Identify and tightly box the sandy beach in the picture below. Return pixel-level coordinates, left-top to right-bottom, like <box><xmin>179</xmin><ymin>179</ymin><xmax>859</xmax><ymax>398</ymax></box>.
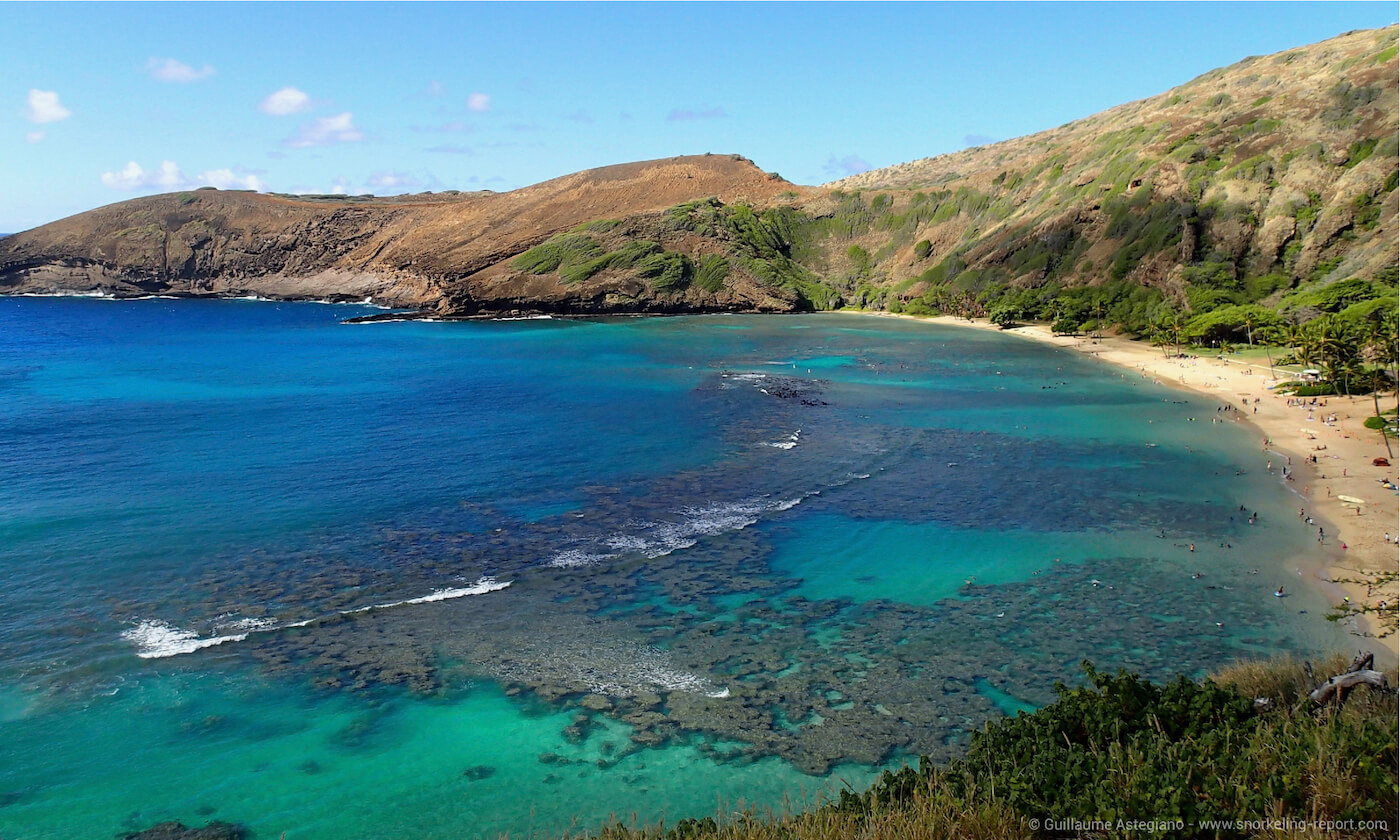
<box><xmin>841</xmin><ymin>310</ymin><xmax>1399</xmax><ymax>665</ymax></box>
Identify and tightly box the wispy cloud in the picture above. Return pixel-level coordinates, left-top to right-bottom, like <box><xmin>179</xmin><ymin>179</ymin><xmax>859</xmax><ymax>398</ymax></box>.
<box><xmin>26</xmin><ymin>89</ymin><xmax>71</xmax><ymax>124</ymax></box>
<box><xmin>963</xmin><ymin>133</ymin><xmax>998</xmax><ymax>148</ymax></box>
<box><xmin>283</xmin><ymin>112</ymin><xmax>363</xmax><ymax>148</ymax></box>
<box><xmin>367</xmin><ymin>170</ymin><xmax>419</xmax><ymax>190</ymax></box>
<box><xmin>466</xmin><ymin>92</ymin><xmax>491</xmax><ymax>112</ymax></box>
<box><xmin>666</xmin><ymin>107</ymin><xmax>726</xmax><ymax>122</ymax></box>
<box><xmin>823</xmin><ymin>155</ymin><xmax>872</xmax><ymax>178</ymax></box>
<box><xmin>566</xmin><ymin>110</ymin><xmax>593</xmax><ymax>124</ymax></box>
<box><xmin>410</xmin><ymin>121</ymin><xmax>474</xmax><ymax>134</ymax></box>
<box><xmin>259</xmin><ymin>87</ymin><xmax>312</xmax><ymax>116</ymax></box>
<box><xmin>25</xmin><ymin>131</ymin><xmax>45</xmax><ymax>144</ymax></box>
<box><xmin>100</xmin><ymin>160</ymin><xmax>263</xmax><ymax>191</ymax></box>
<box><xmin>147</xmin><ymin>58</ymin><xmax>215</xmax><ymax>83</ymax></box>
<box><xmin>425</xmin><ymin>144</ymin><xmax>476</xmax><ymax>155</ymax></box>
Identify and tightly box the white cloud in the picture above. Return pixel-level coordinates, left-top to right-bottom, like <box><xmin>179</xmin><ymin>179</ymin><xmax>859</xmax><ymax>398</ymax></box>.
<box><xmin>148</xmin><ymin>58</ymin><xmax>215</xmax><ymax>83</ymax></box>
<box><xmin>283</xmin><ymin>112</ymin><xmax>363</xmax><ymax>148</ymax></box>
<box><xmin>100</xmin><ymin>160</ymin><xmax>263</xmax><ymax>192</ymax></box>
<box><xmin>330</xmin><ymin>177</ymin><xmax>348</xmax><ymax>195</ymax></box>
<box><xmin>367</xmin><ymin>170</ymin><xmax>419</xmax><ymax>190</ymax></box>
<box><xmin>197</xmin><ymin>168</ymin><xmax>265</xmax><ymax>191</ymax></box>
<box><xmin>27</xmin><ymin>89</ymin><xmax>72</xmax><ymax>124</ymax></box>
<box><xmin>466</xmin><ymin>92</ymin><xmax>490</xmax><ymax>112</ymax></box>
<box><xmin>259</xmin><ymin>86</ymin><xmax>311</xmax><ymax>115</ymax></box>
<box><xmin>25</xmin><ymin>131</ymin><xmax>45</xmax><ymax>144</ymax></box>
<box><xmin>101</xmin><ymin>160</ymin><xmax>183</xmax><ymax>190</ymax></box>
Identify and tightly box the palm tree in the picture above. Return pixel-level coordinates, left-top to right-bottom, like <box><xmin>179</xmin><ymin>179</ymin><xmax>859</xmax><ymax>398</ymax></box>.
<box><xmin>1256</xmin><ymin>324</ymin><xmax>1280</xmax><ymax>380</ymax></box>
<box><xmin>1276</xmin><ymin>321</ymin><xmax>1306</xmax><ymax>365</ymax></box>
<box><xmin>1362</xmin><ymin>310</ymin><xmax>1399</xmax><ymax>411</ymax></box>
<box><xmin>1148</xmin><ymin>324</ymin><xmax>1172</xmax><ymax>359</ymax></box>
<box><xmin>1314</xmin><ymin>317</ymin><xmax>1359</xmax><ymax>395</ymax></box>
<box><xmin>1295</xmin><ymin>322</ymin><xmax>1323</xmax><ymax>370</ymax></box>
<box><xmin>1161</xmin><ymin>309</ymin><xmax>1187</xmax><ymax>357</ymax></box>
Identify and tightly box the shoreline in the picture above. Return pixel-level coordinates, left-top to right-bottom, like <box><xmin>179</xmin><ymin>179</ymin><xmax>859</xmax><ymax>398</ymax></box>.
<box><xmin>838</xmin><ymin>309</ymin><xmax>1399</xmax><ymax>666</ymax></box>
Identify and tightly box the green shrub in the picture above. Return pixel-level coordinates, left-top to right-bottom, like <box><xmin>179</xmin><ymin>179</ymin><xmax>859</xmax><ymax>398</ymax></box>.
<box><xmin>1344</xmin><ymin>137</ymin><xmax>1380</xmax><ymax>168</ymax></box>
<box><xmin>635</xmin><ymin>252</ymin><xmax>692</xmax><ymax>293</ymax></box>
<box><xmin>913</xmin><ymin>239</ymin><xmax>933</xmax><ymax>260</ymax></box>
<box><xmin>1281</xmin><ymin>277</ymin><xmax>1381</xmax><ymax>314</ymax></box>
<box><xmin>835</xmin><ymin>660</ymin><xmax>1397</xmax><ymax>833</ymax></box>
<box><xmin>693</xmin><ymin>254</ymin><xmax>730</xmax><ymax>293</ymax></box>
<box><xmin>513</xmin><ymin>233</ymin><xmax>603</xmax><ymax>275</ymax></box>
<box><xmin>1291</xmin><ymin>383</ymin><xmax>1338</xmax><ymax>396</ymax></box>
<box><xmin>1184</xmin><ymin>304</ymin><xmax>1281</xmax><ymax>344</ymax></box>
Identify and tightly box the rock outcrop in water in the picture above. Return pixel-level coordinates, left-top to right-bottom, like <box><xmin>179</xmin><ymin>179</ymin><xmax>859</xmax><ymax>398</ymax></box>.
<box><xmin>123</xmin><ymin>821</ymin><xmax>248</xmax><ymax>840</ymax></box>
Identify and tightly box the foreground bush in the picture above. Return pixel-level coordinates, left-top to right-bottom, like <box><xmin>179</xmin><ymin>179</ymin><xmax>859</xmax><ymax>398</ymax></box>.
<box><xmin>574</xmin><ymin>656</ymin><xmax>1397</xmax><ymax>840</ymax></box>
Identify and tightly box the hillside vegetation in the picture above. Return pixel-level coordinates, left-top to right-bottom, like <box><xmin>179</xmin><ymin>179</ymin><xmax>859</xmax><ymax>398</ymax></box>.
<box><xmin>808</xmin><ymin>27</ymin><xmax>1397</xmax><ymax>343</ymax></box>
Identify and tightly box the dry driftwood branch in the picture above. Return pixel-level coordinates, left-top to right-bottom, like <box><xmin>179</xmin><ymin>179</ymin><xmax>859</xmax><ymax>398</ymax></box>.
<box><xmin>1308</xmin><ymin>651</ymin><xmax>1391</xmax><ymax>706</ymax></box>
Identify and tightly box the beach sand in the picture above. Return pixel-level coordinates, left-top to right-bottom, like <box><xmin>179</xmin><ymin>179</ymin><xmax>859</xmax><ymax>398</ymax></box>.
<box><xmin>840</xmin><ymin>310</ymin><xmax>1400</xmax><ymax>666</ymax></box>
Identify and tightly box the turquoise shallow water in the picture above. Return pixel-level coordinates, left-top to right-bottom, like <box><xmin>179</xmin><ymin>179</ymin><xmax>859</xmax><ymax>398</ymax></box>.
<box><xmin>0</xmin><ymin>300</ymin><xmax>1352</xmax><ymax>839</ymax></box>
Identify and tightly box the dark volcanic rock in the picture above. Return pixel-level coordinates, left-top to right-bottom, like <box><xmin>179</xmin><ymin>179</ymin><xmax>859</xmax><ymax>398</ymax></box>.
<box><xmin>123</xmin><ymin>821</ymin><xmax>248</xmax><ymax>840</ymax></box>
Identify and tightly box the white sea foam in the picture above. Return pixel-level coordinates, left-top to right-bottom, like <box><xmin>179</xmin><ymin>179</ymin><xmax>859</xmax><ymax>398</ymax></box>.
<box><xmin>123</xmin><ymin>577</ymin><xmax>511</xmax><ymax>659</ymax></box>
<box><xmin>19</xmin><ymin>290</ymin><xmax>115</xmax><ymax>299</ymax></box>
<box><xmin>122</xmin><ymin>620</ymin><xmax>249</xmax><ymax>659</ymax></box>
<box><xmin>546</xmin><ymin>496</ymin><xmax>805</xmax><ymax>571</ymax></box>
<box><xmin>762</xmin><ymin>429</ymin><xmax>801</xmax><ymax>449</ymax></box>
<box><xmin>719</xmin><ymin>371</ymin><xmax>768</xmax><ymax>390</ymax></box>
<box><xmin>546</xmin><ymin>548</ymin><xmax>618</xmax><ymax>568</ymax></box>
<box><xmin>604</xmin><ymin>534</ymin><xmax>652</xmax><ymax>553</ymax></box>
<box><xmin>386</xmin><ymin>577</ymin><xmax>512</xmax><ymax>606</ymax></box>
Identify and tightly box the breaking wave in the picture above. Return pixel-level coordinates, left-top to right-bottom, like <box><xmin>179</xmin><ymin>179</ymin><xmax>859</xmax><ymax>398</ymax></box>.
<box><xmin>545</xmin><ymin>497</ymin><xmax>804</xmax><ymax>569</ymax></box>
<box><xmin>123</xmin><ymin>576</ymin><xmax>511</xmax><ymax>659</ymax></box>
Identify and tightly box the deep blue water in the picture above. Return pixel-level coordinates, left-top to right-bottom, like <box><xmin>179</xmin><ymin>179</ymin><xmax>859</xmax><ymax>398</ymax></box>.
<box><xmin>0</xmin><ymin>299</ymin><xmax>1351</xmax><ymax>839</ymax></box>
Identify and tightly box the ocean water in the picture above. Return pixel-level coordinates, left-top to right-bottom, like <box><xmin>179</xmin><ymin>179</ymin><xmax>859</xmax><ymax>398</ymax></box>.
<box><xmin>0</xmin><ymin>299</ymin><xmax>1353</xmax><ymax>839</ymax></box>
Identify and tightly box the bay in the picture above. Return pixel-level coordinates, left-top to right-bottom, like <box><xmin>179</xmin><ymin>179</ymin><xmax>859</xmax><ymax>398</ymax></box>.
<box><xmin>0</xmin><ymin>299</ymin><xmax>1349</xmax><ymax>839</ymax></box>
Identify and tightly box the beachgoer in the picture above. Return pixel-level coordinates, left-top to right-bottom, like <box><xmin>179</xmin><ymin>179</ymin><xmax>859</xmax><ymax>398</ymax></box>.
<box><xmin>1275</xmin><ymin>586</ymin><xmax>1284</xmax><ymax>597</ymax></box>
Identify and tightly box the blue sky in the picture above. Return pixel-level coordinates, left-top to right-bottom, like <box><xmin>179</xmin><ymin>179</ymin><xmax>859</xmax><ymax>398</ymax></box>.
<box><xmin>3</xmin><ymin>2</ymin><xmax>1395</xmax><ymax>232</ymax></box>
